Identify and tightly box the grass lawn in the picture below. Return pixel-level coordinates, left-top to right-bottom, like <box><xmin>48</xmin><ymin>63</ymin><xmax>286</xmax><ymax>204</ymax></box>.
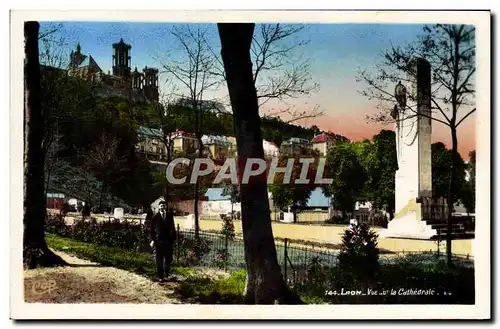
<box><xmin>46</xmin><ymin>234</ymin><xmax>196</xmax><ymax>279</ymax></box>
<box><xmin>45</xmin><ymin>234</ymin><xmax>474</xmax><ymax>305</ymax></box>
<box><xmin>45</xmin><ymin>234</ymin><xmax>245</xmax><ymax>303</ymax></box>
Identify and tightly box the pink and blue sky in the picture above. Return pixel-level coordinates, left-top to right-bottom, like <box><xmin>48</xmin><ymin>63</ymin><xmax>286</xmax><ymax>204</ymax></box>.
<box><xmin>40</xmin><ymin>21</ymin><xmax>476</xmax><ymax>159</ymax></box>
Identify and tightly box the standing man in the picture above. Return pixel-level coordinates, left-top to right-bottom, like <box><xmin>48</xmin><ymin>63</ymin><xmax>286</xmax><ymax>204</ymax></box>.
<box><xmin>150</xmin><ymin>200</ymin><xmax>176</xmax><ymax>282</ymax></box>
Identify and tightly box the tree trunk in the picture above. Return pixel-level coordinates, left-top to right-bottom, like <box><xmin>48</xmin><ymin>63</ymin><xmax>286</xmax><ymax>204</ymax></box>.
<box><xmin>23</xmin><ymin>21</ymin><xmax>66</xmax><ymax>269</ymax></box>
<box><xmin>231</xmin><ymin>196</ymin><xmax>234</xmax><ymax>221</ymax></box>
<box><xmin>193</xmin><ymin>181</ymin><xmax>200</xmax><ymax>236</ymax></box>
<box><xmin>99</xmin><ymin>181</ymin><xmax>106</xmax><ymax>211</ymax></box>
<box><xmin>193</xmin><ymin>139</ymin><xmax>204</xmax><ymax>239</ymax></box>
<box><xmin>44</xmin><ymin>161</ymin><xmax>52</xmax><ymax>198</ymax></box>
<box><xmin>218</xmin><ymin>23</ymin><xmax>302</xmax><ymax>304</ymax></box>
<box><xmin>446</xmin><ymin>128</ymin><xmax>458</xmax><ymax>267</ymax></box>
<box><xmin>164</xmin><ymin>136</ymin><xmax>172</xmax><ymax>212</ymax></box>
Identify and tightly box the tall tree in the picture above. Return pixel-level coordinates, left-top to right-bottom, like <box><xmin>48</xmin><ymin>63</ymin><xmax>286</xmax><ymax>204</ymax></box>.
<box><xmin>82</xmin><ymin>132</ymin><xmax>127</xmax><ymax>210</ymax></box>
<box><xmin>140</xmin><ymin>98</ymin><xmax>191</xmax><ymax>209</ymax></box>
<box><xmin>369</xmin><ymin>130</ymin><xmax>398</xmax><ymax>218</ymax></box>
<box><xmin>221</xmin><ymin>179</ymin><xmax>241</xmax><ymax>221</ymax></box>
<box><xmin>324</xmin><ymin>141</ymin><xmax>367</xmax><ymax>220</ymax></box>
<box><xmin>23</xmin><ymin>21</ymin><xmax>66</xmax><ymax>268</ymax></box>
<box><xmin>461</xmin><ymin>150</ymin><xmax>475</xmax><ymax>214</ymax></box>
<box><xmin>358</xmin><ymin>24</ymin><xmax>476</xmax><ymax>266</ymax></box>
<box><xmin>158</xmin><ymin>25</ymin><xmax>222</xmax><ymax>238</ymax></box>
<box><xmin>431</xmin><ymin>142</ymin><xmax>467</xmax><ymax>203</ymax></box>
<box><xmin>269</xmin><ymin>151</ymin><xmax>319</xmax><ymax>222</ymax></box>
<box><xmin>218</xmin><ymin>23</ymin><xmax>302</xmax><ymax>304</ymax></box>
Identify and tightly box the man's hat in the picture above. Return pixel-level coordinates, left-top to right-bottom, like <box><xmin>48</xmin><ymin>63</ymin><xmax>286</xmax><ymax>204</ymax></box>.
<box><xmin>158</xmin><ymin>200</ymin><xmax>167</xmax><ymax>206</ymax></box>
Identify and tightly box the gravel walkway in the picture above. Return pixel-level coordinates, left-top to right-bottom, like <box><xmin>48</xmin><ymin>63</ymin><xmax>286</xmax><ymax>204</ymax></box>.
<box><xmin>24</xmin><ymin>250</ymin><xmax>183</xmax><ymax>304</ymax></box>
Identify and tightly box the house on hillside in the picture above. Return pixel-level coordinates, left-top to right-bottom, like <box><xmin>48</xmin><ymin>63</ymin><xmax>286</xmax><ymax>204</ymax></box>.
<box><xmin>202</xmin><ymin>135</ymin><xmax>235</xmax><ymax>160</ymax></box>
<box><xmin>263</xmin><ymin>140</ymin><xmax>280</xmax><ymax>158</ymax></box>
<box><xmin>280</xmin><ymin>137</ymin><xmax>312</xmax><ymax>155</ymax></box>
<box><xmin>172</xmin><ymin>130</ymin><xmax>198</xmax><ymax>155</ymax></box>
<box><xmin>225</xmin><ymin>137</ymin><xmax>279</xmax><ymax>158</ymax></box>
<box><xmin>311</xmin><ymin>132</ymin><xmax>350</xmax><ymax>156</ymax></box>
<box><xmin>136</xmin><ymin>126</ymin><xmax>168</xmax><ymax>163</ymax></box>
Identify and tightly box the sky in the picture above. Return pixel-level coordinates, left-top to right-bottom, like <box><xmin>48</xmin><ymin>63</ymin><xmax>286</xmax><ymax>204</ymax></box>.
<box><xmin>40</xmin><ymin>21</ymin><xmax>476</xmax><ymax>159</ymax></box>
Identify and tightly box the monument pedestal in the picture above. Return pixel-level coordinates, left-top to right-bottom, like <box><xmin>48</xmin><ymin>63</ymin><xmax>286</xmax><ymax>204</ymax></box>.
<box><xmin>381</xmin><ymin>199</ymin><xmax>436</xmax><ymax>239</ymax></box>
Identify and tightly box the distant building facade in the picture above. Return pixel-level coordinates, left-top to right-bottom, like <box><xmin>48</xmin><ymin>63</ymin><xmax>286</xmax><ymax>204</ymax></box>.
<box><xmin>280</xmin><ymin>137</ymin><xmax>313</xmax><ymax>155</ymax></box>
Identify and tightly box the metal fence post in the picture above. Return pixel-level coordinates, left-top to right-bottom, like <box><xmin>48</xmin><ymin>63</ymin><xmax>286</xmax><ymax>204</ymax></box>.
<box><xmin>176</xmin><ymin>224</ymin><xmax>180</xmax><ymax>263</ymax></box>
<box><xmin>225</xmin><ymin>234</ymin><xmax>229</xmax><ymax>272</ymax></box>
<box><xmin>437</xmin><ymin>230</ymin><xmax>441</xmax><ymax>256</ymax></box>
<box><xmin>284</xmin><ymin>238</ymin><xmax>288</xmax><ymax>284</ymax></box>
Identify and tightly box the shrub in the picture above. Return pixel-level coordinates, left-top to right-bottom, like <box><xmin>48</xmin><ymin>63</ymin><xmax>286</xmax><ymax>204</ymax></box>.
<box><xmin>175</xmin><ymin>232</ymin><xmax>212</xmax><ymax>265</ymax></box>
<box><xmin>46</xmin><ymin>215</ymin><xmax>148</xmax><ymax>250</ymax></box>
<box><xmin>45</xmin><ymin>213</ymin><xmax>70</xmax><ymax>237</ymax></box>
<box><xmin>337</xmin><ymin>221</ymin><xmax>379</xmax><ymax>280</ymax></box>
<box><xmin>220</xmin><ymin>215</ymin><xmax>235</xmax><ymax>241</ymax></box>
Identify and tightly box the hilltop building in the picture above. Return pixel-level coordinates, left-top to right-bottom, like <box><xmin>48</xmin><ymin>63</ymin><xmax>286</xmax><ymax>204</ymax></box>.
<box><xmin>67</xmin><ymin>39</ymin><xmax>159</xmax><ymax>103</ymax></box>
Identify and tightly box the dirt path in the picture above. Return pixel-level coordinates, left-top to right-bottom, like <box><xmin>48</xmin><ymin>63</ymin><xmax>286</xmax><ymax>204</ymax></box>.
<box><xmin>24</xmin><ymin>250</ymin><xmax>183</xmax><ymax>304</ymax></box>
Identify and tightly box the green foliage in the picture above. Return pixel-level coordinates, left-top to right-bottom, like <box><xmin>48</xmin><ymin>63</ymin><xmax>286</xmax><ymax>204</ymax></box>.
<box><xmin>293</xmin><ymin>252</ymin><xmax>474</xmax><ymax>304</ymax></box>
<box><xmin>41</xmin><ymin>66</ymin><xmax>161</xmax><ymax>208</ymax></box>
<box><xmin>431</xmin><ymin>142</ymin><xmax>467</xmax><ymax>203</ymax></box>
<box><xmin>461</xmin><ymin>150</ymin><xmax>475</xmax><ymax>214</ymax></box>
<box><xmin>324</xmin><ymin>141</ymin><xmax>367</xmax><ymax>217</ymax></box>
<box><xmin>45</xmin><ymin>234</ymin><xmax>192</xmax><ymax>279</ymax></box>
<box><xmin>337</xmin><ymin>221</ymin><xmax>380</xmax><ymax>280</ymax></box>
<box><xmin>47</xmin><ymin>228</ymin><xmax>474</xmax><ymax>304</ymax></box>
<box><xmin>45</xmin><ymin>214</ymin><xmax>212</xmax><ymax>263</ymax></box>
<box><xmin>220</xmin><ymin>216</ymin><xmax>236</xmax><ymax>241</ymax></box>
<box><xmin>174</xmin><ymin>269</ymin><xmax>246</xmax><ymax>304</ymax></box>
<box><xmin>175</xmin><ymin>233</ymin><xmax>213</xmax><ymax>265</ymax></box>
<box><xmin>269</xmin><ymin>152</ymin><xmax>320</xmax><ymax>221</ymax></box>
<box><xmin>367</xmin><ymin>130</ymin><xmax>398</xmax><ymax>215</ymax></box>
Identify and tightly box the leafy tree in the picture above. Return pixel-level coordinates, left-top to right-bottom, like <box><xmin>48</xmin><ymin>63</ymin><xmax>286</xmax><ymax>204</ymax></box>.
<box><xmin>368</xmin><ymin>130</ymin><xmax>398</xmax><ymax>218</ymax></box>
<box><xmin>269</xmin><ymin>151</ymin><xmax>319</xmax><ymax>222</ymax></box>
<box><xmin>221</xmin><ymin>179</ymin><xmax>241</xmax><ymax>220</ymax></box>
<box><xmin>324</xmin><ymin>142</ymin><xmax>367</xmax><ymax>220</ymax></box>
<box><xmin>431</xmin><ymin>142</ymin><xmax>467</xmax><ymax>203</ymax></box>
<box><xmin>461</xmin><ymin>150</ymin><xmax>475</xmax><ymax>214</ymax></box>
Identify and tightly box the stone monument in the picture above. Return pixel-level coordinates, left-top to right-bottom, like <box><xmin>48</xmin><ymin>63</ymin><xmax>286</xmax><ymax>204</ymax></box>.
<box><xmin>382</xmin><ymin>58</ymin><xmax>438</xmax><ymax>239</ymax></box>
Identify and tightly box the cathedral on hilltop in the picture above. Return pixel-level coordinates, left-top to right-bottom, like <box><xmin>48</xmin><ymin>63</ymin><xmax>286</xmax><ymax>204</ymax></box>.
<box><xmin>67</xmin><ymin>38</ymin><xmax>159</xmax><ymax>103</ymax></box>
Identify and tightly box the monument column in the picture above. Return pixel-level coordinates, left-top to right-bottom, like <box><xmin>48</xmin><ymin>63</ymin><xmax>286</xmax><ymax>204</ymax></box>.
<box><xmin>382</xmin><ymin>57</ymin><xmax>437</xmax><ymax>240</ymax></box>
<box><xmin>415</xmin><ymin>58</ymin><xmax>432</xmax><ymax>198</ymax></box>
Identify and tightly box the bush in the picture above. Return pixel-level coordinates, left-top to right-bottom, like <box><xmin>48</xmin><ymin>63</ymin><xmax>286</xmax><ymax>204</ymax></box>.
<box><xmin>220</xmin><ymin>215</ymin><xmax>235</xmax><ymax>241</ymax></box>
<box><xmin>175</xmin><ymin>232</ymin><xmax>213</xmax><ymax>265</ymax></box>
<box><xmin>46</xmin><ymin>214</ymin><xmax>148</xmax><ymax>250</ymax></box>
<box><xmin>60</xmin><ymin>202</ymin><xmax>72</xmax><ymax>215</ymax></box>
<box><xmin>45</xmin><ymin>213</ymin><xmax>70</xmax><ymax>237</ymax></box>
<box><xmin>337</xmin><ymin>221</ymin><xmax>379</xmax><ymax>280</ymax></box>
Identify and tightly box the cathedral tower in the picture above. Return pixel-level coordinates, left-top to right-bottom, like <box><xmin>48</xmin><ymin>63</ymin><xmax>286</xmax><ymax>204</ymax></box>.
<box><xmin>143</xmin><ymin>66</ymin><xmax>159</xmax><ymax>102</ymax></box>
<box><xmin>112</xmin><ymin>38</ymin><xmax>132</xmax><ymax>77</ymax></box>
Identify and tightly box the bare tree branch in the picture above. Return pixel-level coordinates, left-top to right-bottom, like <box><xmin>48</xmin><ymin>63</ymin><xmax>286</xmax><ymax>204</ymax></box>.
<box><xmin>456</xmin><ymin>108</ymin><xmax>476</xmax><ymax>127</ymax></box>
